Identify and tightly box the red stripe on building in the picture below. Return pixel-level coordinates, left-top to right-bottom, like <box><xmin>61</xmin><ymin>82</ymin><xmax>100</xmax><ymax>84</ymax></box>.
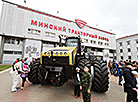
<box><xmin>116</xmin><ymin>33</ymin><xmax>138</xmax><ymax>40</ymax></box>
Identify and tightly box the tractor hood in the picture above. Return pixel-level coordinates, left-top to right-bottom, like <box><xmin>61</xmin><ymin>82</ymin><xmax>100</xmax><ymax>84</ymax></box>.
<box><xmin>41</xmin><ymin>47</ymin><xmax>77</xmax><ymax>56</ymax></box>
<box><xmin>40</xmin><ymin>47</ymin><xmax>77</xmax><ymax>66</ymax></box>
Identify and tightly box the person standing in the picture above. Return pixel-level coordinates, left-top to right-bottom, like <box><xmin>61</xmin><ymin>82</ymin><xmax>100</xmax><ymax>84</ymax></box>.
<box><xmin>80</xmin><ymin>66</ymin><xmax>92</xmax><ymax>102</ymax></box>
<box><xmin>112</xmin><ymin>60</ymin><xmax>118</xmax><ymax>76</ymax></box>
<box><xmin>74</xmin><ymin>67</ymin><xmax>81</xmax><ymax>99</ymax></box>
<box><xmin>131</xmin><ymin>71</ymin><xmax>138</xmax><ymax>100</ymax></box>
<box><xmin>10</xmin><ymin>58</ymin><xmax>20</xmax><ymax>92</ymax></box>
<box><xmin>20</xmin><ymin>63</ymin><xmax>30</xmax><ymax>90</ymax></box>
<box><xmin>108</xmin><ymin>60</ymin><xmax>113</xmax><ymax>75</ymax></box>
<box><xmin>123</xmin><ymin>62</ymin><xmax>137</xmax><ymax>102</ymax></box>
<box><xmin>118</xmin><ymin>60</ymin><xmax>125</xmax><ymax>86</ymax></box>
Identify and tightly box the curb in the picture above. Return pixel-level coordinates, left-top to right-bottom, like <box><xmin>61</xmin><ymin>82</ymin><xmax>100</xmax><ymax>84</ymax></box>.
<box><xmin>0</xmin><ymin>67</ymin><xmax>12</xmax><ymax>74</ymax></box>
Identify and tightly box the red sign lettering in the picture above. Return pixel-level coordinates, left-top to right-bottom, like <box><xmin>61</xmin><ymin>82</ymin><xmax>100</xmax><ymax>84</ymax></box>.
<box><xmin>39</xmin><ymin>22</ymin><xmax>43</xmax><ymax>27</ymax></box>
<box><xmin>49</xmin><ymin>24</ymin><xmax>53</xmax><ymax>29</ymax></box>
<box><xmin>58</xmin><ymin>26</ymin><xmax>62</xmax><ymax>31</ymax></box>
<box><xmin>54</xmin><ymin>25</ymin><xmax>57</xmax><ymax>30</ymax></box>
<box><xmin>44</xmin><ymin>23</ymin><xmax>48</xmax><ymax>28</ymax></box>
<box><xmin>63</xmin><ymin>26</ymin><xmax>66</xmax><ymax>32</ymax></box>
<box><xmin>31</xmin><ymin>20</ymin><xmax>37</xmax><ymax>26</ymax></box>
<box><xmin>30</xmin><ymin>19</ymin><xmax>109</xmax><ymax>42</ymax></box>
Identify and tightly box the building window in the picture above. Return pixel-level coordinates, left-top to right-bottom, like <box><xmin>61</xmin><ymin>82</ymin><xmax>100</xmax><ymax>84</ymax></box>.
<box><xmin>45</xmin><ymin>31</ymin><xmax>56</xmax><ymax>37</ymax></box>
<box><xmin>98</xmin><ymin>41</ymin><xmax>103</xmax><ymax>45</ymax></box>
<box><xmin>128</xmin><ymin>56</ymin><xmax>131</xmax><ymax>59</ymax></box>
<box><xmin>4</xmin><ymin>37</ymin><xmax>11</xmax><ymax>44</ymax></box>
<box><xmin>43</xmin><ymin>42</ymin><xmax>55</xmax><ymax>47</ymax></box>
<box><xmin>105</xmin><ymin>43</ymin><xmax>109</xmax><ymax>46</ymax></box>
<box><xmin>120</xmin><ymin>49</ymin><xmax>123</xmax><ymax>53</ymax></box>
<box><xmin>136</xmin><ymin>40</ymin><xmax>138</xmax><ymax>44</ymax></box>
<box><xmin>119</xmin><ymin>42</ymin><xmax>122</xmax><ymax>46</ymax></box>
<box><xmin>96</xmin><ymin>48</ymin><xmax>103</xmax><ymax>52</ymax></box>
<box><xmin>109</xmin><ymin>50</ymin><xmax>115</xmax><ymax>53</ymax></box>
<box><xmin>11</xmin><ymin>38</ymin><xmax>15</xmax><ymax>44</ymax></box>
<box><xmin>128</xmin><ymin>48</ymin><xmax>131</xmax><ymax>52</ymax></box>
<box><xmin>4</xmin><ymin>51</ymin><xmax>13</xmax><ymax>54</ymax></box>
<box><xmin>85</xmin><ymin>39</ymin><xmax>88</xmax><ymax>43</ymax></box>
<box><xmin>84</xmin><ymin>39</ymin><xmax>88</xmax><ymax>43</ymax></box>
<box><xmin>91</xmin><ymin>40</ymin><xmax>96</xmax><ymax>44</ymax></box>
<box><xmin>127</xmin><ymin>41</ymin><xmax>130</xmax><ymax>45</ymax></box>
<box><xmin>121</xmin><ymin>56</ymin><xmax>123</xmax><ymax>59</ymax></box>
<box><xmin>4</xmin><ymin>51</ymin><xmax>22</xmax><ymax>55</ymax></box>
<box><xmin>14</xmin><ymin>51</ymin><xmax>22</xmax><ymax>55</ymax></box>
<box><xmin>28</xmin><ymin>28</ymin><xmax>41</xmax><ymax>34</ymax></box>
<box><xmin>137</xmin><ymin>47</ymin><xmax>138</xmax><ymax>51</ymax></box>
<box><xmin>4</xmin><ymin>37</ymin><xmax>23</xmax><ymax>45</ymax></box>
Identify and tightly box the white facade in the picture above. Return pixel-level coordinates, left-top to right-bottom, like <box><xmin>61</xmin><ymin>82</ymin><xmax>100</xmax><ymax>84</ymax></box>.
<box><xmin>116</xmin><ymin>34</ymin><xmax>138</xmax><ymax>61</ymax></box>
<box><xmin>0</xmin><ymin>1</ymin><xmax>116</xmax><ymax>64</ymax></box>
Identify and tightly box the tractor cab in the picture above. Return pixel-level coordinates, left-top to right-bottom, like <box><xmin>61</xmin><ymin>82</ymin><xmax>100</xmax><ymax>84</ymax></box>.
<box><xmin>65</xmin><ymin>36</ymin><xmax>82</xmax><ymax>56</ymax></box>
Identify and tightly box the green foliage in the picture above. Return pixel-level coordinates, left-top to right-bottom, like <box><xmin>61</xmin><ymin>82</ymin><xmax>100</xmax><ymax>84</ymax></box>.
<box><xmin>0</xmin><ymin>65</ymin><xmax>12</xmax><ymax>72</ymax></box>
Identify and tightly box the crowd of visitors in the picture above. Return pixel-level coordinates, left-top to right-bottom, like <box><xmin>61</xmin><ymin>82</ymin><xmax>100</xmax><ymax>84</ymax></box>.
<box><xmin>108</xmin><ymin>59</ymin><xmax>138</xmax><ymax>102</ymax></box>
<box><xmin>10</xmin><ymin>56</ymin><xmax>138</xmax><ymax>102</ymax></box>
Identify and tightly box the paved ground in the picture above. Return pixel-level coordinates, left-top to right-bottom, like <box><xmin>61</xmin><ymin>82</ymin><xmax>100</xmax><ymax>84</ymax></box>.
<box><xmin>0</xmin><ymin>70</ymin><xmax>126</xmax><ymax>102</ymax></box>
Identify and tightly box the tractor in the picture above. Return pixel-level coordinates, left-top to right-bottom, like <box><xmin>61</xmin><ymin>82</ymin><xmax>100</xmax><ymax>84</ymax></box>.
<box><xmin>28</xmin><ymin>35</ymin><xmax>109</xmax><ymax>92</ymax></box>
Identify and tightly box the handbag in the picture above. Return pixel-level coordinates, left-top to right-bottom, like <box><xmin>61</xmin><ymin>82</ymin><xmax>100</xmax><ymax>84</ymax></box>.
<box><xmin>21</xmin><ymin>73</ymin><xmax>26</xmax><ymax>78</ymax></box>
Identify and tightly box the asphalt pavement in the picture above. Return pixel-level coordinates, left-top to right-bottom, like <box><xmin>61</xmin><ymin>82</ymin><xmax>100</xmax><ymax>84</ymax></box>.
<box><xmin>0</xmin><ymin>69</ymin><xmax>126</xmax><ymax>102</ymax></box>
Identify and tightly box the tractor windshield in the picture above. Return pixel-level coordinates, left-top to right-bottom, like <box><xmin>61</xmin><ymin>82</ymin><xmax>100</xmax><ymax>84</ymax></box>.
<box><xmin>66</xmin><ymin>38</ymin><xmax>78</xmax><ymax>47</ymax></box>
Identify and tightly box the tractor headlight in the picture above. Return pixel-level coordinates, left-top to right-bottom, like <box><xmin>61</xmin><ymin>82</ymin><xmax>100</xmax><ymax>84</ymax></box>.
<box><xmin>60</xmin><ymin>52</ymin><xmax>63</xmax><ymax>55</ymax></box>
<box><xmin>44</xmin><ymin>52</ymin><xmax>47</xmax><ymax>55</ymax></box>
<box><xmin>64</xmin><ymin>52</ymin><xmax>67</xmax><ymax>55</ymax></box>
<box><xmin>56</xmin><ymin>52</ymin><xmax>58</xmax><ymax>55</ymax></box>
<box><xmin>48</xmin><ymin>52</ymin><xmax>50</xmax><ymax>55</ymax></box>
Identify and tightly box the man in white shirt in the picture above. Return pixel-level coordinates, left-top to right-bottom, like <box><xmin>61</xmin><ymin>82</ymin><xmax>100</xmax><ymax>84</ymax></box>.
<box><xmin>10</xmin><ymin>59</ymin><xmax>20</xmax><ymax>92</ymax></box>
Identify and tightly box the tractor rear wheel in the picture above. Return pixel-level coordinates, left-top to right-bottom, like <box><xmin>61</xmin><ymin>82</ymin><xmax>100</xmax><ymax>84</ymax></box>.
<box><xmin>93</xmin><ymin>60</ymin><xmax>109</xmax><ymax>92</ymax></box>
<box><xmin>28</xmin><ymin>59</ymin><xmax>40</xmax><ymax>84</ymax></box>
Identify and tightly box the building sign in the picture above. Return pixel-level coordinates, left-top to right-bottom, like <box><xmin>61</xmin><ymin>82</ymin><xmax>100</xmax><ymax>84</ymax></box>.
<box><xmin>31</xmin><ymin>20</ymin><xmax>109</xmax><ymax>42</ymax></box>
<box><xmin>75</xmin><ymin>19</ymin><xmax>87</xmax><ymax>28</ymax></box>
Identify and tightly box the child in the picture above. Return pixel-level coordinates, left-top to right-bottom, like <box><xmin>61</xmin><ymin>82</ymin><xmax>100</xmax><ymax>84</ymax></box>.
<box><xmin>74</xmin><ymin>67</ymin><xmax>81</xmax><ymax>99</ymax></box>
<box><xmin>80</xmin><ymin>66</ymin><xmax>92</xmax><ymax>102</ymax></box>
<box><xmin>20</xmin><ymin>63</ymin><xmax>30</xmax><ymax>90</ymax></box>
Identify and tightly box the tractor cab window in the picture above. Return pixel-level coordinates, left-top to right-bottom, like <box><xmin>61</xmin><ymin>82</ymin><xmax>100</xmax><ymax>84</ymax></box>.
<box><xmin>66</xmin><ymin>39</ymin><xmax>78</xmax><ymax>47</ymax></box>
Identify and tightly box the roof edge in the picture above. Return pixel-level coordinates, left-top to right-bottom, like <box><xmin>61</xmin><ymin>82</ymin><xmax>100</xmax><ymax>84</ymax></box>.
<box><xmin>116</xmin><ymin>33</ymin><xmax>138</xmax><ymax>40</ymax></box>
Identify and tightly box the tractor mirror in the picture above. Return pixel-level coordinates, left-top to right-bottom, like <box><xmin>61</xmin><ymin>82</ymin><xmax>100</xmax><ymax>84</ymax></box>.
<box><xmin>81</xmin><ymin>38</ymin><xmax>84</xmax><ymax>43</ymax></box>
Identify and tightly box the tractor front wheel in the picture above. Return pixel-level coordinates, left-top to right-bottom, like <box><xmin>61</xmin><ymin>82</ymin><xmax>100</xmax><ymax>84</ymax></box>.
<box><xmin>28</xmin><ymin>59</ymin><xmax>40</xmax><ymax>84</ymax></box>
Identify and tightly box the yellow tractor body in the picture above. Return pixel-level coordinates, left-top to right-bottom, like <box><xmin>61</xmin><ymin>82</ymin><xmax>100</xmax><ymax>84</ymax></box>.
<box><xmin>40</xmin><ymin>47</ymin><xmax>77</xmax><ymax>66</ymax></box>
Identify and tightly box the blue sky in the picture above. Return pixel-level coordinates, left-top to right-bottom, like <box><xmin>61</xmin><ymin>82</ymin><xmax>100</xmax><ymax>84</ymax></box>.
<box><xmin>1</xmin><ymin>0</ymin><xmax>138</xmax><ymax>38</ymax></box>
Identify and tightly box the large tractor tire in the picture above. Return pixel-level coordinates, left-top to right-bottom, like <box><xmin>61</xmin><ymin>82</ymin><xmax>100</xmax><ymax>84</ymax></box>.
<box><xmin>59</xmin><ymin>68</ymin><xmax>67</xmax><ymax>86</ymax></box>
<box><xmin>38</xmin><ymin>65</ymin><xmax>49</xmax><ymax>85</ymax></box>
<box><xmin>93</xmin><ymin>60</ymin><xmax>109</xmax><ymax>92</ymax></box>
<box><xmin>78</xmin><ymin>58</ymin><xmax>91</xmax><ymax>75</ymax></box>
<box><xmin>28</xmin><ymin>59</ymin><xmax>40</xmax><ymax>84</ymax></box>
<box><xmin>38</xmin><ymin>65</ymin><xmax>45</xmax><ymax>84</ymax></box>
